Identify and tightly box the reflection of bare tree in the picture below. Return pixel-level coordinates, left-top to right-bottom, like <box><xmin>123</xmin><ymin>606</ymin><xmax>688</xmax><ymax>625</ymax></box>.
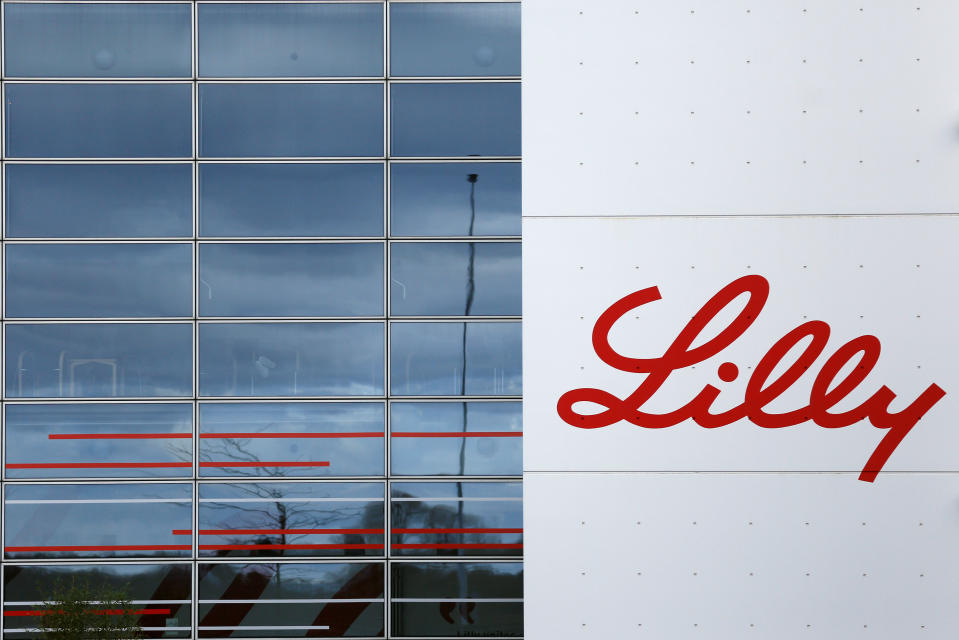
<box><xmin>390</xmin><ymin>491</ymin><xmax>492</xmax><ymax>550</ymax></box>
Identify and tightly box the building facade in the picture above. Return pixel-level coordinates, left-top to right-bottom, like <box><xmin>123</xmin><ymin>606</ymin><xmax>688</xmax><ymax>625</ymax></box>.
<box><xmin>1</xmin><ymin>2</ymin><xmax>522</xmax><ymax>638</ymax></box>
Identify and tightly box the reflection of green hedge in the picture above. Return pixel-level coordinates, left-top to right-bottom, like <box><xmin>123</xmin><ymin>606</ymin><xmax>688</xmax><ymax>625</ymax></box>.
<box><xmin>35</xmin><ymin>578</ymin><xmax>141</xmax><ymax>640</ymax></box>
<box><xmin>6</xmin><ymin>565</ymin><xmax>190</xmax><ymax>600</ymax></box>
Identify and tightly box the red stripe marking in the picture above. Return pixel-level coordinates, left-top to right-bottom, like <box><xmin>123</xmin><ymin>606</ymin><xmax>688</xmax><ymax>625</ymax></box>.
<box><xmin>199</xmin><ymin>461</ymin><xmax>329</xmax><ymax>468</ymax></box>
<box><xmin>392</xmin><ymin>431</ymin><xmax>522</xmax><ymax>438</ymax></box>
<box><xmin>391</xmin><ymin>543</ymin><xmax>523</xmax><ymax>550</ymax></box>
<box><xmin>392</xmin><ymin>528</ymin><xmax>522</xmax><ymax>534</ymax></box>
<box><xmin>199</xmin><ymin>544</ymin><xmax>380</xmax><ymax>551</ymax></box>
<box><xmin>5</xmin><ymin>608</ymin><xmax>171</xmax><ymax>617</ymax></box>
<box><xmin>174</xmin><ymin>528</ymin><xmax>383</xmax><ymax>536</ymax></box>
<box><xmin>5</xmin><ymin>545</ymin><xmax>190</xmax><ymax>552</ymax></box>
<box><xmin>49</xmin><ymin>433</ymin><xmax>191</xmax><ymax>440</ymax></box>
<box><xmin>6</xmin><ymin>462</ymin><xmax>191</xmax><ymax>469</ymax></box>
<box><xmin>200</xmin><ymin>432</ymin><xmax>383</xmax><ymax>439</ymax></box>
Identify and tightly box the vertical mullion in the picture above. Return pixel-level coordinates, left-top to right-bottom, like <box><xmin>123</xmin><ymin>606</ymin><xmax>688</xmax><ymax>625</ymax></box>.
<box><xmin>191</xmin><ymin>3</ymin><xmax>200</xmax><ymax>638</ymax></box>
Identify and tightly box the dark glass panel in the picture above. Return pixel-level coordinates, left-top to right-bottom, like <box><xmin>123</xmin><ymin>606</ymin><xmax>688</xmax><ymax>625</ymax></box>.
<box><xmin>199</xmin><ymin>84</ymin><xmax>383</xmax><ymax>157</ymax></box>
<box><xmin>199</xmin><ymin>402</ymin><xmax>384</xmax><ymax>477</ymax></box>
<box><xmin>199</xmin><ymin>243</ymin><xmax>383</xmax><ymax>317</ymax></box>
<box><xmin>4</xmin><ymin>403</ymin><xmax>193</xmax><ymax>479</ymax></box>
<box><xmin>199</xmin><ymin>164</ymin><xmax>383</xmax><ymax>237</ymax></box>
<box><xmin>6</xmin><ymin>244</ymin><xmax>192</xmax><ymax>318</ymax></box>
<box><xmin>199</xmin><ymin>323</ymin><xmax>384</xmax><ymax>397</ymax></box>
<box><xmin>391</xmin><ymin>562</ymin><xmax>522</xmax><ymax>637</ymax></box>
<box><xmin>391</xmin><ymin>83</ymin><xmax>520</xmax><ymax>157</ymax></box>
<box><xmin>6</xmin><ymin>323</ymin><xmax>193</xmax><ymax>398</ymax></box>
<box><xmin>390</xmin><ymin>242</ymin><xmax>520</xmax><ymax>316</ymax></box>
<box><xmin>390</xmin><ymin>3</ymin><xmax>520</xmax><ymax>77</ymax></box>
<box><xmin>390</xmin><ymin>322</ymin><xmax>521</xmax><ymax>396</ymax></box>
<box><xmin>390</xmin><ymin>402</ymin><xmax>521</xmax><ymax>476</ymax></box>
<box><xmin>198</xmin><ymin>563</ymin><xmax>384</xmax><ymax>637</ymax></box>
<box><xmin>197</xmin><ymin>482</ymin><xmax>384</xmax><ymax>557</ymax></box>
<box><xmin>5</xmin><ymin>164</ymin><xmax>192</xmax><ymax>238</ymax></box>
<box><xmin>4</xmin><ymin>484</ymin><xmax>192</xmax><ymax>560</ymax></box>
<box><xmin>4</xmin><ymin>3</ymin><xmax>192</xmax><ymax>78</ymax></box>
<box><xmin>5</xmin><ymin>84</ymin><xmax>192</xmax><ymax>158</ymax></box>
<box><xmin>199</xmin><ymin>3</ymin><xmax>382</xmax><ymax>77</ymax></box>
<box><xmin>390</xmin><ymin>162</ymin><xmax>520</xmax><ymax>237</ymax></box>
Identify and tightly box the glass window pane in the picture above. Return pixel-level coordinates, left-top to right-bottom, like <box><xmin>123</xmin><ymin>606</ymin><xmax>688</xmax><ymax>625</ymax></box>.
<box><xmin>199</xmin><ymin>3</ymin><xmax>383</xmax><ymax>78</ymax></box>
<box><xmin>390</xmin><ymin>162</ymin><xmax>520</xmax><ymax>237</ymax></box>
<box><xmin>4</xmin><ymin>3</ymin><xmax>192</xmax><ymax>78</ymax></box>
<box><xmin>199</xmin><ymin>402</ymin><xmax>384</xmax><ymax>477</ymax></box>
<box><xmin>6</xmin><ymin>244</ymin><xmax>193</xmax><ymax>318</ymax></box>
<box><xmin>390</xmin><ymin>242</ymin><xmax>520</xmax><ymax>316</ymax></box>
<box><xmin>199</xmin><ymin>323</ymin><xmax>384</xmax><ymax>397</ymax></box>
<box><xmin>390</xmin><ymin>402</ymin><xmax>520</xmax><ymax>476</ymax></box>
<box><xmin>6</xmin><ymin>323</ymin><xmax>193</xmax><ymax>398</ymax></box>
<box><xmin>5</xmin><ymin>83</ymin><xmax>192</xmax><ymax>159</ymax></box>
<box><xmin>198</xmin><ymin>562</ymin><xmax>384</xmax><ymax>637</ymax></box>
<box><xmin>199</xmin><ymin>243</ymin><xmax>384</xmax><ymax>317</ymax></box>
<box><xmin>390</xmin><ymin>322</ymin><xmax>521</xmax><ymax>396</ymax></box>
<box><xmin>4</xmin><ymin>483</ymin><xmax>192</xmax><ymax>560</ymax></box>
<box><xmin>4</xmin><ymin>403</ymin><xmax>193</xmax><ymax>479</ymax></box>
<box><xmin>391</xmin><ymin>562</ymin><xmax>522</xmax><ymax>637</ymax></box>
<box><xmin>3</xmin><ymin>563</ymin><xmax>192</xmax><ymax>638</ymax></box>
<box><xmin>199</xmin><ymin>163</ymin><xmax>383</xmax><ymax>237</ymax></box>
<box><xmin>390</xmin><ymin>3</ymin><xmax>520</xmax><ymax>77</ymax></box>
<box><xmin>197</xmin><ymin>482</ymin><xmax>384</xmax><ymax>558</ymax></box>
<box><xmin>6</xmin><ymin>164</ymin><xmax>192</xmax><ymax>238</ymax></box>
<box><xmin>390</xmin><ymin>482</ymin><xmax>521</xmax><ymax>557</ymax></box>
<box><xmin>391</xmin><ymin>83</ymin><xmax>520</xmax><ymax>157</ymax></box>
<box><xmin>199</xmin><ymin>84</ymin><xmax>384</xmax><ymax>158</ymax></box>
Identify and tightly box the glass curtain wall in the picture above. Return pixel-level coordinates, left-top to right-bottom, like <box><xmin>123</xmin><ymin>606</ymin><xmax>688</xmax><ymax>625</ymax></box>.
<box><xmin>0</xmin><ymin>2</ymin><xmax>522</xmax><ymax>638</ymax></box>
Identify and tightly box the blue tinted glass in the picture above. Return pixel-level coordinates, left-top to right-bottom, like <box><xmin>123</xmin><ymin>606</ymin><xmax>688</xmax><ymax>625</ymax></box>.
<box><xmin>199</xmin><ymin>84</ymin><xmax>384</xmax><ymax>157</ymax></box>
<box><xmin>391</xmin><ymin>83</ymin><xmax>520</xmax><ymax>157</ymax></box>
<box><xmin>390</xmin><ymin>322</ymin><xmax>521</xmax><ymax>396</ymax></box>
<box><xmin>199</xmin><ymin>164</ymin><xmax>383</xmax><ymax>237</ymax></box>
<box><xmin>390</xmin><ymin>3</ymin><xmax>520</xmax><ymax>77</ymax></box>
<box><xmin>5</xmin><ymin>84</ymin><xmax>192</xmax><ymax>158</ymax></box>
<box><xmin>4</xmin><ymin>3</ymin><xmax>192</xmax><ymax>78</ymax></box>
<box><xmin>199</xmin><ymin>243</ymin><xmax>383</xmax><ymax>317</ymax></box>
<box><xmin>390</xmin><ymin>402</ymin><xmax>521</xmax><ymax>476</ymax></box>
<box><xmin>199</xmin><ymin>3</ymin><xmax>383</xmax><ymax>77</ymax></box>
<box><xmin>199</xmin><ymin>323</ymin><xmax>384</xmax><ymax>397</ymax></box>
<box><xmin>6</xmin><ymin>323</ymin><xmax>193</xmax><ymax>398</ymax></box>
<box><xmin>390</xmin><ymin>242</ymin><xmax>520</xmax><ymax>316</ymax></box>
<box><xmin>199</xmin><ymin>402</ymin><xmax>384</xmax><ymax>477</ymax></box>
<box><xmin>197</xmin><ymin>482</ymin><xmax>384</xmax><ymax>557</ymax></box>
<box><xmin>6</xmin><ymin>164</ymin><xmax>192</xmax><ymax>238</ymax></box>
<box><xmin>6</xmin><ymin>244</ymin><xmax>193</xmax><ymax>318</ymax></box>
<box><xmin>4</xmin><ymin>483</ymin><xmax>192</xmax><ymax>559</ymax></box>
<box><xmin>390</xmin><ymin>163</ymin><xmax>520</xmax><ymax>237</ymax></box>
<box><xmin>4</xmin><ymin>403</ymin><xmax>193</xmax><ymax>479</ymax></box>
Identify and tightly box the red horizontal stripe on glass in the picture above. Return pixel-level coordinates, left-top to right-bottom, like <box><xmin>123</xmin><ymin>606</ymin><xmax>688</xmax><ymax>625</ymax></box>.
<box><xmin>199</xmin><ymin>544</ymin><xmax>380</xmax><ymax>551</ymax></box>
<box><xmin>6</xmin><ymin>462</ymin><xmax>191</xmax><ymax>469</ymax></box>
<box><xmin>391</xmin><ymin>543</ymin><xmax>523</xmax><ymax>550</ymax></box>
<box><xmin>392</xmin><ymin>432</ymin><xmax>522</xmax><ymax>438</ymax></box>
<box><xmin>5</xmin><ymin>545</ymin><xmax>190</xmax><ymax>552</ymax></box>
<box><xmin>5</xmin><ymin>608</ymin><xmax>171</xmax><ymax>617</ymax></box>
<box><xmin>392</xmin><ymin>528</ymin><xmax>522</xmax><ymax>534</ymax></box>
<box><xmin>174</xmin><ymin>528</ymin><xmax>383</xmax><ymax>536</ymax></box>
<box><xmin>200</xmin><ymin>432</ymin><xmax>383</xmax><ymax>439</ymax></box>
<box><xmin>49</xmin><ymin>433</ymin><xmax>191</xmax><ymax>440</ymax></box>
<box><xmin>199</xmin><ymin>461</ymin><xmax>329</xmax><ymax>468</ymax></box>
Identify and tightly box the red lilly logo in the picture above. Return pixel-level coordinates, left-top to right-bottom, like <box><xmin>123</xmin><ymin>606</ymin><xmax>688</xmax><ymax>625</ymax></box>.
<box><xmin>556</xmin><ymin>275</ymin><xmax>945</xmax><ymax>482</ymax></box>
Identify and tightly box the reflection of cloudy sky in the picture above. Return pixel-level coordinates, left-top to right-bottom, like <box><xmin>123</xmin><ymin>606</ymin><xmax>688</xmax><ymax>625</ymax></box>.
<box><xmin>200</xmin><ymin>164</ymin><xmax>382</xmax><ymax>237</ymax></box>
<box><xmin>390</xmin><ymin>163</ymin><xmax>520</xmax><ymax>237</ymax></box>
<box><xmin>6</xmin><ymin>324</ymin><xmax>193</xmax><ymax>398</ymax></box>
<box><xmin>391</xmin><ymin>243</ymin><xmax>520</xmax><ymax>316</ymax></box>
<box><xmin>200</xmin><ymin>243</ymin><xmax>383</xmax><ymax>316</ymax></box>
<box><xmin>199</xmin><ymin>323</ymin><xmax>384</xmax><ymax>396</ymax></box>
<box><xmin>7</xmin><ymin>244</ymin><xmax>192</xmax><ymax>317</ymax></box>
<box><xmin>390</xmin><ymin>322</ymin><xmax>521</xmax><ymax>395</ymax></box>
<box><xmin>6</xmin><ymin>164</ymin><xmax>192</xmax><ymax>238</ymax></box>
